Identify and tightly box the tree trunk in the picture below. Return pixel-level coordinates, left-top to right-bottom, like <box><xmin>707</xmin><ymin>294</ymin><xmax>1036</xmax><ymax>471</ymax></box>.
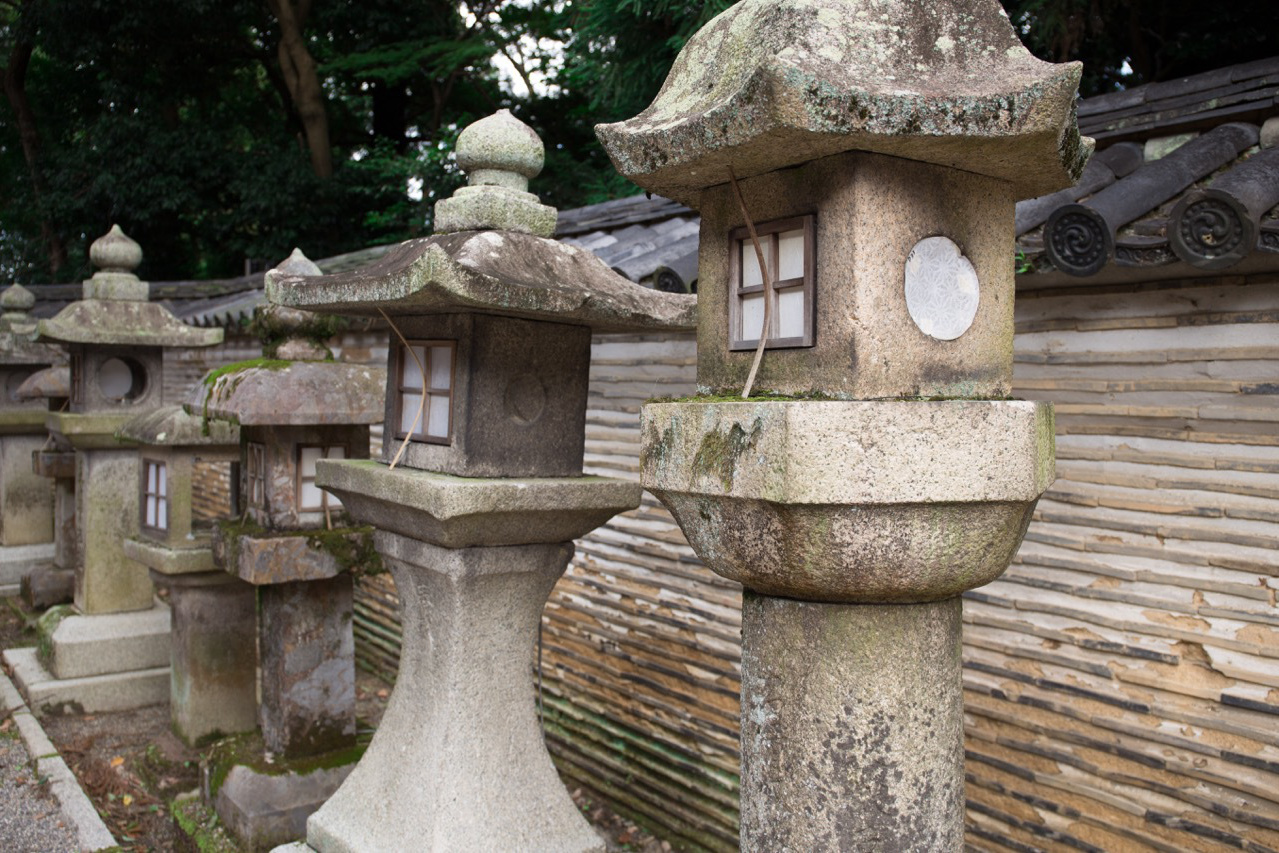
<box><xmin>3</xmin><ymin>38</ymin><xmax>67</xmax><ymax>275</ymax></box>
<box><xmin>267</xmin><ymin>0</ymin><xmax>332</xmax><ymax>179</ymax></box>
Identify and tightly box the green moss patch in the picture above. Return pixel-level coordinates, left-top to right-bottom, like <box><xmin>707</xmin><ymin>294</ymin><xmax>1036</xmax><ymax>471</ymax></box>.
<box><xmin>172</xmin><ymin>798</ymin><xmax>239</xmax><ymax>853</ymax></box>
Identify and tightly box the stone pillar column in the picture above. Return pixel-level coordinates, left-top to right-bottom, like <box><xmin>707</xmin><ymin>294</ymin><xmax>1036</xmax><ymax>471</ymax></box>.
<box><xmin>161</xmin><ymin>571</ymin><xmax>258</xmax><ymax>744</ymax></box>
<box><xmin>306</xmin><ymin>533</ymin><xmax>601</xmax><ymax>852</ymax></box>
<box><xmin>741</xmin><ymin>595</ymin><xmax>963</xmax><ymax>851</ymax></box>
<box><xmin>259</xmin><ymin>575</ymin><xmax>356</xmax><ymax>757</ymax></box>
<box><xmin>76</xmin><ymin>448</ymin><xmax>150</xmax><ymax>613</ymax></box>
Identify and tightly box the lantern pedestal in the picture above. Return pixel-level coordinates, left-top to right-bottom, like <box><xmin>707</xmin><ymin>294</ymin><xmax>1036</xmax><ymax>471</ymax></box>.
<box><xmin>643</xmin><ymin>399</ymin><xmax>1054</xmax><ymax>849</ymax></box>
<box><xmin>285</xmin><ymin>461</ymin><xmax>638</xmax><ymax>853</ymax></box>
<box><xmin>212</xmin><ymin>529</ymin><xmax>364</xmax><ymax>852</ymax></box>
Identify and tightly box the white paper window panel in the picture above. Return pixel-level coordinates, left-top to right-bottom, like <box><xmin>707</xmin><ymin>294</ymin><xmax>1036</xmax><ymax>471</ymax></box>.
<box><xmin>741</xmin><ymin>293</ymin><xmax>766</xmax><ymax>341</ymax></box>
<box><xmin>157</xmin><ymin>496</ymin><xmax>167</xmax><ymax>529</ymax></box>
<box><xmin>777</xmin><ymin>288</ymin><xmax>806</xmax><ymax>339</ymax></box>
<box><xmin>427</xmin><ymin>394</ymin><xmax>451</xmax><ymax>438</ymax></box>
<box><xmin>300</xmin><ymin>446</ymin><xmax>346</xmax><ymax>478</ymax></box>
<box><xmin>400</xmin><ymin>392</ymin><xmax>424</xmax><ymax>434</ymax></box>
<box><xmin>146</xmin><ymin>463</ymin><xmax>157</xmax><ymax>492</ymax></box>
<box><xmin>778</xmin><ymin>229</ymin><xmax>805</xmax><ymax>280</ymax></box>
<box><xmin>157</xmin><ymin>463</ymin><xmax>167</xmax><ymax>497</ymax></box>
<box><xmin>429</xmin><ymin>346</ymin><xmax>452</xmax><ymax>390</ymax></box>
<box><xmin>402</xmin><ymin>345</ymin><xmax>426</xmax><ymax>389</ymax></box>
<box><xmin>741</xmin><ymin>240</ymin><xmax>772</xmax><ymax>288</ymax></box>
<box><xmin>145</xmin><ymin>496</ymin><xmax>157</xmax><ymax>527</ymax></box>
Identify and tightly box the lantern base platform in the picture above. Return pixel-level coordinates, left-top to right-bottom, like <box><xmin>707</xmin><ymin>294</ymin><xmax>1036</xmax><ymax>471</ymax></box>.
<box><xmin>33</xmin><ymin>601</ymin><xmax>170</xmax><ymax>679</ymax></box>
<box><xmin>2</xmin><ymin>646</ymin><xmax>167</xmax><ymax>716</ymax></box>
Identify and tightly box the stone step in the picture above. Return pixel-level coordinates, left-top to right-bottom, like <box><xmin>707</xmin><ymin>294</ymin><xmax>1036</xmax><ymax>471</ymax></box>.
<box><xmin>2</xmin><ymin>647</ymin><xmax>168</xmax><ymax>716</ymax></box>
<box><xmin>0</xmin><ymin>542</ymin><xmax>55</xmax><ymax>585</ymax></box>
<box><xmin>47</xmin><ymin>605</ymin><xmax>171</xmax><ymax>679</ymax></box>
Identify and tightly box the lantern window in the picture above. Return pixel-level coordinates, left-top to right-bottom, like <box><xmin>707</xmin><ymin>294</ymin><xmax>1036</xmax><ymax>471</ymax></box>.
<box><xmin>729</xmin><ymin>215</ymin><xmax>815</xmax><ymax>350</ymax></box>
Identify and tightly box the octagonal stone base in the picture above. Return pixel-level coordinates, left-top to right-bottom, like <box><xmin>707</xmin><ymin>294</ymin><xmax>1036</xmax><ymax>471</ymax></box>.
<box><xmin>642</xmin><ymin>399</ymin><xmax>1054</xmax><ymax>603</ymax></box>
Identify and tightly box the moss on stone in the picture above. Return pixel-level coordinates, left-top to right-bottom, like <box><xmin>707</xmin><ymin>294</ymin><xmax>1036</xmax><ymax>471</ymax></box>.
<box><xmin>248</xmin><ymin>308</ymin><xmax>345</xmax><ymax>357</ymax></box>
<box><xmin>36</xmin><ymin>604</ymin><xmax>76</xmax><ymax>668</ymax></box>
<box><xmin>691</xmin><ymin>419</ymin><xmax>761</xmax><ymax>492</ymax></box>
<box><xmin>172</xmin><ymin>798</ymin><xmax>239</xmax><ymax>853</ymax></box>
<box><xmin>202</xmin><ymin>730</ymin><xmax>368</xmax><ymax>802</ymax></box>
<box><xmin>305</xmin><ymin>525</ymin><xmax>384</xmax><ymax>576</ymax></box>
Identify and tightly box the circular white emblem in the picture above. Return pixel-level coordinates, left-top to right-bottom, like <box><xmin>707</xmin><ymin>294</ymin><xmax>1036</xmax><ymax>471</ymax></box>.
<box><xmin>904</xmin><ymin>236</ymin><xmax>980</xmax><ymax>341</ymax></box>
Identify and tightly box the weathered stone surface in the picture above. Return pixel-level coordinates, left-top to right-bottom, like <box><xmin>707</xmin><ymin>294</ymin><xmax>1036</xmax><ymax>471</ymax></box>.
<box><xmin>305</xmin><ymin>533</ymin><xmax>603</xmax><ymax>853</ymax></box>
<box><xmin>193</xmin><ymin>362</ymin><xmax>385</xmax><ymax>428</ymax></box>
<box><xmin>0</xmin><ymin>434</ymin><xmax>54</xmax><ymax>545</ymax></box>
<box><xmin>595</xmin><ymin>0</ymin><xmax>1088</xmax><ymax>203</ymax></box>
<box><xmin>13</xmin><ymin>363</ymin><xmax>68</xmax><ymax>399</ymax></box>
<box><xmin>435</xmin><ymin>110</ymin><xmax>558</xmax><ymax>237</ymax></box>
<box><xmin>0</xmin><ymin>543</ymin><xmax>55</xmax><ymax>585</ymax></box>
<box><xmin>162</xmin><ymin>572</ymin><xmax>257</xmax><ymax>746</ymax></box>
<box><xmin>740</xmin><ymin>594</ymin><xmax>963</xmax><ymax>852</ymax></box>
<box><xmin>43</xmin><ymin>604</ymin><xmax>170</xmax><ymax>679</ymax></box>
<box><xmin>36</xmin><ymin>225</ymin><xmax>221</xmax><ymax>348</ymax></box>
<box><xmin>46</xmin><ymin>411</ymin><xmax>143</xmax><ymax>450</ymax></box>
<box><xmin>316</xmin><ymin>458</ymin><xmax>641</xmax><ymax>549</ymax></box>
<box><xmin>217</xmin><ymin>531</ymin><xmax>354</xmax><ymax>585</ymax></box>
<box><xmin>117</xmin><ymin>404</ymin><xmax>238</xmax><ymax>446</ymax></box>
<box><xmin>124</xmin><ymin>538</ymin><xmax>215</xmax><ymax>575</ymax></box>
<box><xmin>266</xmin><ymin>229</ymin><xmax>696</xmax><ymax>332</ymax></box>
<box><xmin>259</xmin><ymin>576</ymin><xmax>355</xmax><ymax>758</ymax></box>
<box><xmin>21</xmin><ymin>566</ymin><xmax>73</xmax><ymax>609</ymax></box>
<box><xmin>74</xmin><ymin>449</ymin><xmax>151</xmax><ymax>613</ymax></box>
<box><xmin>377</xmin><ymin>313</ymin><xmax>590</xmax><ymax>477</ymax></box>
<box><xmin>692</xmin><ymin>152</ymin><xmax>1019</xmax><ymax>398</ymax></box>
<box><xmin>4</xmin><ymin>646</ymin><xmax>168</xmax><ymax>716</ymax></box>
<box><xmin>643</xmin><ymin>399</ymin><xmax>1052</xmax><ymax>602</ymax></box>
<box><xmin>218</xmin><ymin>760</ymin><xmax>357</xmax><ymax>853</ymax></box>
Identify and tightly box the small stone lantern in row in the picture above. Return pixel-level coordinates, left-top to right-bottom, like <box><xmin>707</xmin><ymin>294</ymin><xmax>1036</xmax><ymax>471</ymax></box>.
<box><xmin>191</xmin><ymin>251</ymin><xmax>385</xmax><ymax>851</ymax></box>
<box><xmin>266</xmin><ymin>110</ymin><xmax>695</xmax><ymax>852</ymax></box>
<box><xmin>598</xmin><ymin>0</ymin><xmax>1085</xmax><ymax>848</ymax></box>
<box><xmin>118</xmin><ymin>405</ymin><xmax>248</xmax><ymax>746</ymax></box>
<box><xmin>0</xmin><ymin>285</ymin><xmax>62</xmax><ymax>590</ymax></box>
<box><xmin>5</xmin><ymin>226</ymin><xmax>225</xmax><ymax>715</ymax></box>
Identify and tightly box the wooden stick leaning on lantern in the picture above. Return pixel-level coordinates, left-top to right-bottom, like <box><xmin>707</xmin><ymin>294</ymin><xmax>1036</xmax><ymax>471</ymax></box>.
<box><xmin>727</xmin><ymin>166</ymin><xmax>772</xmax><ymax>400</ymax></box>
<box><xmin>378</xmin><ymin>307</ymin><xmax>426</xmax><ymax>471</ymax></box>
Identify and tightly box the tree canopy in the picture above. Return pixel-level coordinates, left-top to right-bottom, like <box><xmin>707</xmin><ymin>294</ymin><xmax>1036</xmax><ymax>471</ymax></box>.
<box><xmin>2</xmin><ymin>0</ymin><xmax>1275</xmax><ymax>284</ymax></box>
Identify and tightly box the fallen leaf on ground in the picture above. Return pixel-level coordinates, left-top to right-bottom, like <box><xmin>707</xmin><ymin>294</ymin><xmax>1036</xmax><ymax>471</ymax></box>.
<box><xmin>122</xmin><ymin>794</ymin><xmax>133</xmax><ymax>806</ymax></box>
<box><xmin>110</xmin><ymin>756</ymin><xmax>124</xmax><ymax>767</ymax></box>
<box><xmin>376</xmin><ymin>689</ymin><xmax>389</xmax><ymax>698</ymax></box>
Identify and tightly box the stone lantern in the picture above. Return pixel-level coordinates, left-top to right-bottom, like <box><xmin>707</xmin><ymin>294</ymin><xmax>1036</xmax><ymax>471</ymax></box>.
<box><xmin>4</xmin><ymin>225</ymin><xmax>224</xmax><ymax>714</ymax></box>
<box><xmin>118</xmin><ymin>405</ymin><xmax>248</xmax><ymax>745</ymax></box>
<box><xmin>598</xmin><ymin>0</ymin><xmax>1085</xmax><ymax>848</ymax></box>
<box><xmin>265</xmin><ymin>110</ymin><xmax>695</xmax><ymax>852</ymax></box>
<box><xmin>0</xmin><ymin>285</ymin><xmax>61</xmax><ymax>592</ymax></box>
<box><xmin>16</xmin><ymin>365</ymin><xmax>76</xmax><ymax>607</ymax></box>
<box><xmin>188</xmin><ymin>250</ymin><xmax>386</xmax><ymax>851</ymax></box>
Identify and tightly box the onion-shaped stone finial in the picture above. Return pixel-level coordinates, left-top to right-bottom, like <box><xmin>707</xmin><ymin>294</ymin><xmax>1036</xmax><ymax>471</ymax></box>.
<box><xmin>0</xmin><ymin>283</ymin><xmax>36</xmax><ymax>319</ymax></box>
<box><xmin>274</xmin><ymin>247</ymin><xmax>323</xmax><ymax>278</ymax></box>
<box><xmin>259</xmin><ymin>249</ymin><xmax>335</xmax><ymax>360</ymax></box>
<box><xmin>455</xmin><ymin>109</ymin><xmax>545</xmax><ymax>192</ymax></box>
<box><xmin>433</xmin><ymin>110</ymin><xmax>556</xmax><ymax>237</ymax></box>
<box><xmin>89</xmin><ymin>224</ymin><xmax>143</xmax><ymax>273</ymax></box>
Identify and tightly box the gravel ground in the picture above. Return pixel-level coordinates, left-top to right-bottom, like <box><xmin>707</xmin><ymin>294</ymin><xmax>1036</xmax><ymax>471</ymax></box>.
<box><xmin>0</xmin><ymin>720</ymin><xmax>79</xmax><ymax>853</ymax></box>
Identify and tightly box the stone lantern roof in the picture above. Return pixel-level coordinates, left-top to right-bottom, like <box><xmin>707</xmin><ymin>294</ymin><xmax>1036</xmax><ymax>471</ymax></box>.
<box><xmin>595</xmin><ymin>0</ymin><xmax>1090</xmax><ymax>203</ymax></box>
<box><xmin>36</xmin><ymin>226</ymin><xmax>223</xmax><ymax>349</ymax></box>
<box><xmin>117</xmin><ymin>404</ymin><xmax>238</xmax><ymax>448</ymax></box>
<box><xmin>15</xmin><ymin>366</ymin><xmax>69</xmax><ymax>402</ymax></box>
<box><xmin>189</xmin><ymin>249</ymin><xmax>387</xmax><ymax>427</ymax></box>
<box><xmin>0</xmin><ymin>284</ymin><xmax>63</xmax><ymax>366</ymax></box>
<box><xmin>267</xmin><ymin>112</ymin><xmax>696</xmax><ymax>332</ymax></box>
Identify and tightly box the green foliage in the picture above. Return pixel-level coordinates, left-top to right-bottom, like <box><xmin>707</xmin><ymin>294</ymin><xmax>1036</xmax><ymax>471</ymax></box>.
<box><xmin>4</xmin><ymin>0</ymin><xmax>1273</xmax><ymax>284</ymax></box>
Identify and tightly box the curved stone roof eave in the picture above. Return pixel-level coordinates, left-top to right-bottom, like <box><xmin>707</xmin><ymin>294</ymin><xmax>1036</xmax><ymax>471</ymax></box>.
<box><xmin>189</xmin><ymin>361</ymin><xmax>387</xmax><ymax>427</ymax></box>
<box><xmin>596</xmin><ymin>0</ymin><xmax>1090</xmax><ymax>202</ymax></box>
<box><xmin>265</xmin><ymin>230</ymin><xmax>697</xmax><ymax>333</ymax></box>
<box><xmin>36</xmin><ymin>300</ymin><xmax>224</xmax><ymax>348</ymax></box>
<box><xmin>118</xmin><ymin>405</ymin><xmax>239</xmax><ymax>447</ymax></box>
